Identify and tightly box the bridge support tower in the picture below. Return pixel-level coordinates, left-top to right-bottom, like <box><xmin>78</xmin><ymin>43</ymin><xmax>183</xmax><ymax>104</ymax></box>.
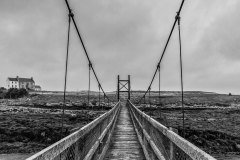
<box><xmin>117</xmin><ymin>75</ymin><xmax>131</xmax><ymax>101</ymax></box>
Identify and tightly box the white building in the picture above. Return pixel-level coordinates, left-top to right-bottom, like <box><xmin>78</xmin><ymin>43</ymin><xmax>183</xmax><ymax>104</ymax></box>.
<box><xmin>35</xmin><ymin>85</ymin><xmax>41</xmax><ymax>91</ymax></box>
<box><xmin>6</xmin><ymin>76</ymin><xmax>35</xmax><ymax>90</ymax></box>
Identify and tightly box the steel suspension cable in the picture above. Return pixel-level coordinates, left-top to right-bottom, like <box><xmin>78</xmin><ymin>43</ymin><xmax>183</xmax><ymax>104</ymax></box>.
<box><xmin>138</xmin><ymin>69</ymin><xmax>158</xmax><ymax>103</ymax></box>
<box><xmin>149</xmin><ymin>87</ymin><xmax>151</xmax><ymax>107</ymax></box>
<box><xmin>61</xmin><ymin>12</ymin><xmax>72</xmax><ymax>139</ymax></box>
<box><xmin>158</xmin><ymin>65</ymin><xmax>161</xmax><ymax>118</ymax></box>
<box><xmin>64</xmin><ymin>0</ymin><xmax>110</xmax><ymax>102</ymax></box>
<box><xmin>177</xmin><ymin>16</ymin><xmax>185</xmax><ymax>138</ymax></box>
<box><xmin>91</xmin><ymin>66</ymin><xmax>110</xmax><ymax>102</ymax></box>
<box><xmin>158</xmin><ymin>65</ymin><xmax>160</xmax><ymax>105</ymax></box>
<box><xmin>98</xmin><ymin>84</ymin><xmax>101</xmax><ymax>111</ymax></box>
<box><xmin>138</xmin><ymin>0</ymin><xmax>185</xmax><ymax>104</ymax></box>
<box><xmin>88</xmin><ymin>63</ymin><xmax>91</xmax><ymax>107</ymax></box>
<box><xmin>130</xmin><ymin>85</ymin><xmax>134</xmax><ymax>103</ymax></box>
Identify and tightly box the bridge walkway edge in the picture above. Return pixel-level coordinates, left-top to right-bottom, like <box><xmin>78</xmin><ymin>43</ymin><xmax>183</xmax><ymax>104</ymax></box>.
<box><xmin>103</xmin><ymin>104</ymin><xmax>146</xmax><ymax>160</ymax></box>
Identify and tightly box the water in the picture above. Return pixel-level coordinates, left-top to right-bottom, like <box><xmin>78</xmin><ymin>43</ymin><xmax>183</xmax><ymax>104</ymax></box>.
<box><xmin>213</xmin><ymin>154</ymin><xmax>240</xmax><ymax>160</ymax></box>
<box><xmin>0</xmin><ymin>153</ymin><xmax>33</xmax><ymax>160</ymax></box>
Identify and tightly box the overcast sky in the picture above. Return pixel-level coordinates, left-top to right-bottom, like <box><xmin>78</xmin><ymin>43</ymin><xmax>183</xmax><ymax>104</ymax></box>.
<box><xmin>0</xmin><ymin>0</ymin><xmax>240</xmax><ymax>94</ymax></box>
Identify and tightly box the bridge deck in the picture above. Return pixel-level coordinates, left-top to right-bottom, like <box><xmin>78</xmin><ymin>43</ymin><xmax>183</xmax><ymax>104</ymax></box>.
<box><xmin>104</xmin><ymin>104</ymin><xmax>146</xmax><ymax>160</ymax></box>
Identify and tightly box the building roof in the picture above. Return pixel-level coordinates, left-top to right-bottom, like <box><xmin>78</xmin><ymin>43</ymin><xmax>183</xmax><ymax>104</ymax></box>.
<box><xmin>35</xmin><ymin>85</ymin><xmax>41</xmax><ymax>88</ymax></box>
<box><xmin>8</xmin><ymin>78</ymin><xmax>18</xmax><ymax>81</ymax></box>
<box><xmin>19</xmin><ymin>78</ymin><xmax>34</xmax><ymax>83</ymax></box>
<box><xmin>7</xmin><ymin>77</ymin><xmax>35</xmax><ymax>83</ymax></box>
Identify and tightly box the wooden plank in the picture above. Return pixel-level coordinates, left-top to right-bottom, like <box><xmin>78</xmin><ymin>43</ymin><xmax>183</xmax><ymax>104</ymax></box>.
<box><xmin>104</xmin><ymin>105</ymin><xmax>146</xmax><ymax>160</ymax></box>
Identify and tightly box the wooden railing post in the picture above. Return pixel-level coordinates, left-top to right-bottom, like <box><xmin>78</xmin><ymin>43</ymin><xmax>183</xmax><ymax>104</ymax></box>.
<box><xmin>169</xmin><ymin>127</ymin><xmax>174</xmax><ymax>160</ymax></box>
<box><xmin>169</xmin><ymin>127</ymin><xmax>178</xmax><ymax>160</ymax></box>
<box><xmin>98</xmin><ymin>124</ymin><xmax>102</xmax><ymax>154</ymax></box>
<box><xmin>141</xmin><ymin>115</ymin><xmax>144</xmax><ymax>143</ymax></box>
<box><xmin>74</xmin><ymin>141</ymin><xmax>79</xmax><ymax>159</ymax></box>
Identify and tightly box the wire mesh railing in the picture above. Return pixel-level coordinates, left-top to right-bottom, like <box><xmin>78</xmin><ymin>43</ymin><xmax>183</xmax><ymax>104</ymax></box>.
<box><xmin>26</xmin><ymin>102</ymin><xmax>121</xmax><ymax>160</ymax></box>
<box><xmin>127</xmin><ymin>100</ymin><xmax>216</xmax><ymax>160</ymax></box>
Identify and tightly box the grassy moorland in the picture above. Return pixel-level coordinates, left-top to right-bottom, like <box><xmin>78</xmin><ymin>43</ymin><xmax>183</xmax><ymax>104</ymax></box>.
<box><xmin>130</xmin><ymin>91</ymin><xmax>240</xmax><ymax>159</ymax></box>
<box><xmin>1</xmin><ymin>91</ymin><xmax>240</xmax><ymax>159</ymax></box>
<box><xmin>0</xmin><ymin>92</ymin><xmax>117</xmax><ymax>156</ymax></box>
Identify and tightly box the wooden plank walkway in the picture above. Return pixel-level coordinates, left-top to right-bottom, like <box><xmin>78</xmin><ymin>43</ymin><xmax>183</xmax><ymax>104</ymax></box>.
<box><xmin>104</xmin><ymin>104</ymin><xmax>146</xmax><ymax>160</ymax></box>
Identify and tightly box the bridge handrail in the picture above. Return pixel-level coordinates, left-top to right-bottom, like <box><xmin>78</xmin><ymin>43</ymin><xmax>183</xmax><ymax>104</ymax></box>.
<box><xmin>27</xmin><ymin>102</ymin><xmax>121</xmax><ymax>160</ymax></box>
<box><xmin>127</xmin><ymin>100</ymin><xmax>216</xmax><ymax>160</ymax></box>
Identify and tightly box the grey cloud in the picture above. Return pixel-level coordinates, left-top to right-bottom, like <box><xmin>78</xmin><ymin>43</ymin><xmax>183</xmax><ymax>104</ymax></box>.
<box><xmin>1</xmin><ymin>0</ymin><xmax>240</xmax><ymax>94</ymax></box>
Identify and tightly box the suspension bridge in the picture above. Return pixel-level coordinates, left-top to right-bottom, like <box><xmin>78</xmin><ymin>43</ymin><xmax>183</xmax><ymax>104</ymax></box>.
<box><xmin>26</xmin><ymin>0</ymin><xmax>217</xmax><ymax>159</ymax></box>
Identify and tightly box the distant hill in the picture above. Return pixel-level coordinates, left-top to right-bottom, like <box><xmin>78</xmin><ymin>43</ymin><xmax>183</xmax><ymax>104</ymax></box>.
<box><xmin>128</xmin><ymin>90</ymin><xmax>217</xmax><ymax>94</ymax></box>
<box><xmin>31</xmin><ymin>90</ymin><xmax>218</xmax><ymax>95</ymax></box>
